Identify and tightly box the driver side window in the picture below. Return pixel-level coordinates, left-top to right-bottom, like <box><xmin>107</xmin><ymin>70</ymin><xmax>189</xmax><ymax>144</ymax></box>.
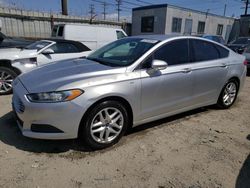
<box><xmin>154</xmin><ymin>39</ymin><xmax>189</xmax><ymax>66</ymax></box>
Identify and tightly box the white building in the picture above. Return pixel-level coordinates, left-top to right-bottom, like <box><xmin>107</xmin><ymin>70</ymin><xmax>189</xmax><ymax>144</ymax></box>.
<box><xmin>132</xmin><ymin>4</ymin><xmax>235</xmax><ymax>42</ymax></box>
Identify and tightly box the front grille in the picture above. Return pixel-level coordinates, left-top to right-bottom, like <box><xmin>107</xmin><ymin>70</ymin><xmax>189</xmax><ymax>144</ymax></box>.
<box><xmin>13</xmin><ymin>95</ymin><xmax>25</xmax><ymax>113</ymax></box>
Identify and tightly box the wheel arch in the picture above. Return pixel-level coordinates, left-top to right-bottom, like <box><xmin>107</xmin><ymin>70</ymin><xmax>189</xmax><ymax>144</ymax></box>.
<box><xmin>228</xmin><ymin>76</ymin><xmax>240</xmax><ymax>89</ymax></box>
<box><xmin>78</xmin><ymin>96</ymin><xmax>134</xmax><ymax>137</ymax></box>
<box><xmin>0</xmin><ymin>59</ymin><xmax>21</xmax><ymax>75</ymax></box>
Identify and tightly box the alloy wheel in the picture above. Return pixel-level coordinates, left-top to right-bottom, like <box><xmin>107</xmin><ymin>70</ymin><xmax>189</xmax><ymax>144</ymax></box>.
<box><xmin>222</xmin><ymin>82</ymin><xmax>237</xmax><ymax>106</ymax></box>
<box><xmin>0</xmin><ymin>70</ymin><xmax>14</xmax><ymax>94</ymax></box>
<box><xmin>90</xmin><ymin>107</ymin><xmax>124</xmax><ymax>144</ymax></box>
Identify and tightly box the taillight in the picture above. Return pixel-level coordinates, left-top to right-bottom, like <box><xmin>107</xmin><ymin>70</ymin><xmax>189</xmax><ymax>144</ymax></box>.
<box><xmin>243</xmin><ymin>60</ymin><xmax>248</xmax><ymax>66</ymax></box>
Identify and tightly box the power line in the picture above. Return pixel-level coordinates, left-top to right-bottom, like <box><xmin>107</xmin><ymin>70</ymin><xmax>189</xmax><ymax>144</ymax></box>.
<box><xmin>92</xmin><ymin>0</ymin><xmax>108</xmax><ymax>20</ymax></box>
<box><xmin>115</xmin><ymin>0</ymin><xmax>122</xmax><ymax>22</ymax></box>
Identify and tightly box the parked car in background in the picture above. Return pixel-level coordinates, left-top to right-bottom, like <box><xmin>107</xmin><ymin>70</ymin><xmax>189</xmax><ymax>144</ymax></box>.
<box><xmin>227</xmin><ymin>37</ymin><xmax>250</xmax><ymax>54</ymax></box>
<box><xmin>0</xmin><ymin>31</ymin><xmax>32</xmax><ymax>48</ymax></box>
<box><xmin>0</xmin><ymin>39</ymin><xmax>91</xmax><ymax>95</ymax></box>
<box><xmin>242</xmin><ymin>45</ymin><xmax>250</xmax><ymax>72</ymax></box>
<box><xmin>202</xmin><ymin>34</ymin><xmax>226</xmax><ymax>45</ymax></box>
<box><xmin>52</xmin><ymin>24</ymin><xmax>127</xmax><ymax>50</ymax></box>
<box><xmin>12</xmin><ymin>35</ymin><xmax>247</xmax><ymax>150</ymax></box>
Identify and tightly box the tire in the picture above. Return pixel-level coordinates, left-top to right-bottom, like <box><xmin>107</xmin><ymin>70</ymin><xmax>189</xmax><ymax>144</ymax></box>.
<box><xmin>0</xmin><ymin>67</ymin><xmax>18</xmax><ymax>95</ymax></box>
<box><xmin>79</xmin><ymin>100</ymin><xmax>129</xmax><ymax>150</ymax></box>
<box><xmin>217</xmin><ymin>79</ymin><xmax>239</xmax><ymax>109</ymax></box>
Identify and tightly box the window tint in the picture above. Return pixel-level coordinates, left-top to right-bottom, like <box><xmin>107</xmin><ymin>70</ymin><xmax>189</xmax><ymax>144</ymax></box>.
<box><xmin>58</xmin><ymin>26</ymin><xmax>64</xmax><ymax>37</ymax></box>
<box><xmin>141</xmin><ymin>16</ymin><xmax>154</xmax><ymax>33</ymax></box>
<box><xmin>215</xmin><ymin>44</ymin><xmax>229</xmax><ymax>58</ymax></box>
<box><xmin>48</xmin><ymin>43</ymin><xmax>79</xmax><ymax>53</ymax></box>
<box><xmin>154</xmin><ymin>39</ymin><xmax>189</xmax><ymax>66</ymax></box>
<box><xmin>190</xmin><ymin>39</ymin><xmax>220</xmax><ymax>62</ymax></box>
<box><xmin>116</xmin><ymin>30</ymin><xmax>126</xmax><ymax>39</ymax></box>
<box><xmin>172</xmin><ymin>17</ymin><xmax>182</xmax><ymax>33</ymax></box>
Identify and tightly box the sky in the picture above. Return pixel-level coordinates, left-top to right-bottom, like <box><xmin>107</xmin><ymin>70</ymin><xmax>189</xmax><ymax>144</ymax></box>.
<box><xmin>0</xmin><ymin>0</ymin><xmax>247</xmax><ymax>21</ymax></box>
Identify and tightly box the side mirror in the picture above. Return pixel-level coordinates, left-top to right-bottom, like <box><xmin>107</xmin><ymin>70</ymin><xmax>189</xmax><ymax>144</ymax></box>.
<box><xmin>0</xmin><ymin>36</ymin><xmax>3</xmax><ymax>42</ymax></box>
<box><xmin>42</xmin><ymin>48</ymin><xmax>54</xmax><ymax>55</ymax></box>
<box><xmin>151</xmin><ymin>59</ymin><xmax>168</xmax><ymax>71</ymax></box>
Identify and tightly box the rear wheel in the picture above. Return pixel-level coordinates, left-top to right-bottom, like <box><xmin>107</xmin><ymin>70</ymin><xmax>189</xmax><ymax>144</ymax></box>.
<box><xmin>217</xmin><ymin>79</ymin><xmax>239</xmax><ymax>109</ymax></box>
<box><xmin>0</xmin><ymin>67</ymin><xmax>17</xmax><ymax>95</ymax></box>
<box><xmin>79</xmin><ymin>100</ymin><xmax>129</xmax><ymax>150</ymax></box>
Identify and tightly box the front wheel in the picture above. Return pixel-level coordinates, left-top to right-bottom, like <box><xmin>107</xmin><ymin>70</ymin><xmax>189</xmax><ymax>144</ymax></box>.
<box><xmin>79</xmin><ymin>101</ymin><xmax>129</xmax><ymax>150</ymax></box>
<box><xmin>0</xmin><ymin>67</ymin><xmax>17</xmax><ymax>95</ymax></box>
<box><xmin>217</xmin><ymin>79</ymin><xmax>239</xmax><ymax>109</ymax></box>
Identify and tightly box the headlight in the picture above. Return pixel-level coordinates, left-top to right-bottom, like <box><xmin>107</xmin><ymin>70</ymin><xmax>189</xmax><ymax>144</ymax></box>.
<box><xmin>26</xmin><ymin>89</ymin><xmax>83</xmax><ymax>103</ymax></box>
<box><xmin>13</xmin><ymin>58</ymin><xmax>37</xmax><ymax>67</ymax></box>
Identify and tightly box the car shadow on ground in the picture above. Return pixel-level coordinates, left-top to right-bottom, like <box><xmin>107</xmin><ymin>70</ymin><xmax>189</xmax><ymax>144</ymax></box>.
<box><xmin>235</xmin><ymin>135</ymin><xmax>250</xmax><ymax>188</ymax></box>
<box><xmin>0</xmin><ymin>107</ymin><xmax>208</xmax><ymax>154</ymax></box>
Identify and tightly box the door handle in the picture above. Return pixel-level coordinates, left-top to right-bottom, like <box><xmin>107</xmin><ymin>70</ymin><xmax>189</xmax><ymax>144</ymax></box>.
<box><xmin>181</xmin><ymin>68</ymin><xmax>192</xmax><ymax>73</ymax></box>
<box><xmin>220</xmin><ymin>63</ymin><xmax>227</xmax><ymax>68</ymax></box>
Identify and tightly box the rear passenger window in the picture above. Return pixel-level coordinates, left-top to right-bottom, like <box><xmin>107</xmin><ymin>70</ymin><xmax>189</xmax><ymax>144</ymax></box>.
<box><xmin>215</xmin><ymin>44</ymin><xmax>229</xmax><ymax>58</ymax></box>
<box><xmin>154</xmin><ymin>39</ymin><xmax>189</xmax><ymax>66</ymax></box>
<box><xmin>190</xmin><ymin>39</ymin><xmax>219</xmax><ymax>62</ymax></box>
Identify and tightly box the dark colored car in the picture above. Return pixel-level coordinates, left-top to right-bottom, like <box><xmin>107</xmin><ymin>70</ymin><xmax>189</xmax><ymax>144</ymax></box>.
<box><xmin>202</xmin><ymin>35</ymin><xmax>226</xmax><ymax>45</ymax></box>
<box><xmin>0</xmin><ymin>32</ymin><xmax>32</xmax><ymax>48</ymax></box>
<box><xmin>227</xmin><ymin>37</ymin><xmax>250</xmax><ymax>54</ymax></box>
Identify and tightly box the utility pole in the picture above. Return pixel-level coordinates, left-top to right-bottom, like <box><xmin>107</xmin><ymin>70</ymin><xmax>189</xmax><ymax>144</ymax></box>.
<box><xmin>61</xmin><ymin>0</ymin><xmax>68</xmax><ymax>15</ymax></box>
<box><xmin>103</xmin><ymin>2</ymin><xmax>107</xmax><ymax>20</ymax></box>
<box><xmin>89</xmin><ymin>4</ymin><xmax>96</xmax><ymax>24</ymax></box>
<box><xmin>92</xmin><ymin>0</ymin><xmax>108</xmax><ymax>20</ymax></box>
<box><xmin>116</xmin><ymin>0</ymin><xmax>122</xmax><ymax>22</ymax></box>
<box><xmin>244</xmin><ymin>0</ymin><xmax>249</xmax><ymax>15</ymax></box>
<box><xmin>223</xmin><ymin>3</ymin><xmax>227</xmax><ymax>16</ymax></box>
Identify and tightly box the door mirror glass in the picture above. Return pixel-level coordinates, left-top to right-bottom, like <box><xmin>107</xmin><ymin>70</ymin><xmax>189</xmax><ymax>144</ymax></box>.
<box><xmin>151</xmin><ymin>59</ymin><xmax>168</xmax><ymax>71</ymax></box>
<box><xmin>42</xmin><ymin>48</ymin><xmax>54</xmax><ymax>55</ymax></box>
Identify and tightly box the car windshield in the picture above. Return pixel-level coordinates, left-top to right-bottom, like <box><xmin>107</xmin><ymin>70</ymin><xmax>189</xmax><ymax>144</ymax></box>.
<box><xmin>25</xmin><ymin>41</ymin><xmax>52</xmax><ymax>50</ymax></box>
<box><xmin>231</xmin><ymin>38</ymin><xmax>250</xmax><ymax>45</ymax></box>
<box><xmin>87</xmin><ymin>37</ymin><xmax>159</xmax><ymax>67</ymax></box>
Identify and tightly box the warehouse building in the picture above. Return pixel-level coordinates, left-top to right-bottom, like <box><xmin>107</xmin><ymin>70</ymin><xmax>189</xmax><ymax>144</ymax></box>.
<box><xmin>132</xmin><ymin>4</ymin><xmax>235</xmax><ymax>43</ymax></box>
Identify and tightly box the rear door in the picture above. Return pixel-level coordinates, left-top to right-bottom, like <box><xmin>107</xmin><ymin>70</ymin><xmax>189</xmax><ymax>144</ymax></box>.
<box><xmin>189</xmin><ymin>39</ymin><xmax>229</xmax><ymax>105</ymax></box>
<box><xmin>139</xmin><ymin>39</ymin><xmax>195</xmax><ymax>120</ymax></box>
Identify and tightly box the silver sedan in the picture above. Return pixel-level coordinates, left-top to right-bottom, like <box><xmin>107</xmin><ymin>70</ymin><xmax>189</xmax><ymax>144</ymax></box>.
<box><xmin>12</xmin><ymin>35</ymin><xmax>247</xmax><ymax>150</ymax></box>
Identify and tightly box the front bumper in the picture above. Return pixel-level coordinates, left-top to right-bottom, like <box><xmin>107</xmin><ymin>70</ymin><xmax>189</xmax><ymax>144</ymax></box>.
<box><xmin>12</xmin><ymin>79</ymin><xmax>86</xmax><ymax>140</ymax></box>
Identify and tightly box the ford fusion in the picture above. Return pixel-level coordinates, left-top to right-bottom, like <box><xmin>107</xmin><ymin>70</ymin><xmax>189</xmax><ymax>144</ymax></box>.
<box><xmin>12</xmin><ymin>35</ymin><xmax>247</xmax><ymax>150</ymax></box>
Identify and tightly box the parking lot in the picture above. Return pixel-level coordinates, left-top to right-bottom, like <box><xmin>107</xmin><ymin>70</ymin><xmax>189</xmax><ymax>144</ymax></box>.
<box><xmin>0</xmin><ymin>76</ymin><xmax>249</xmax><ymax>188</ymax></box>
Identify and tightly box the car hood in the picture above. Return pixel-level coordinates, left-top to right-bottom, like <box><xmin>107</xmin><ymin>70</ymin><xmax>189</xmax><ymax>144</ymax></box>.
<box><xmin>0</xmin><ymin>48</ymin><xmax>37</xmax><ymax>60</ymax></box>
<box><xmin>18</xmin><ymin>58</ymin><xmax>127</xmax><ymax>93</ymax></box>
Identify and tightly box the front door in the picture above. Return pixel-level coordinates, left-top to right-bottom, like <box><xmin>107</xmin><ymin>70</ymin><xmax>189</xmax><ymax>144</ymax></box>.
<box><xmin>184</xmin><ymin>19</ymin><xmax>193</xmax><ymax>35</ymax></box>
<box><xmin>139</xmin><ymin>39</ymin><xmax>194</xmax><ymax>121</ymax></box>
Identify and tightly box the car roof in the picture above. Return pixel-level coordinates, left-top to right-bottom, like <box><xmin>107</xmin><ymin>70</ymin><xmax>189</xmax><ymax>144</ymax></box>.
<box><xmin>41</xmin><ymin>38</ymin><xmax>91</xmax><ymax>51</ymax></box>
<box><xmin>130</xmin><ymin>34</ymin><xmax>181</xmax><ymax>41</ymax></box>
<box><xmin>130</xmin><ymin>34</ymin><xmax>223</xmax><ymax>43</ymax></box>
